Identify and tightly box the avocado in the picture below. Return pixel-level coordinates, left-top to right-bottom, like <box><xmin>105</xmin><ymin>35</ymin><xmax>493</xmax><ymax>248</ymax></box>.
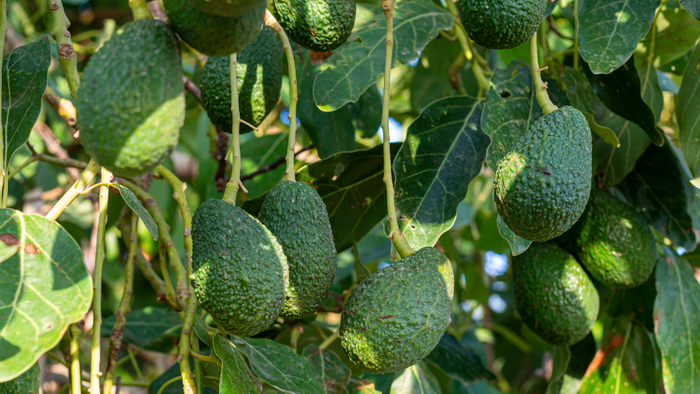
<box><xmin>0</xmin><ymin>362</ymin><xmax>39</xmax><ymax>394</ymax></box>
<box><xmin>191</xmin><ymin>199</ymin><xmax>289</xmax><ymax>336</ymax></box>
<box><xmin>200</xmin><ymin>26</ymin><xmax>284</xmax><ymax>134</ymax></box>
<box><xmin>271</xmin><ymin>0</ymin><xmax>356</xmax><ymax>52</ymax></box>
<box><xmin>458</xmin><ymin>0</ymin><xmax>547</xmax><ymax>49</ymax></box>
<box><xmin>513</xmin><ymin>242</ymin><xmax>599</xmax><ymax>346</ymax></box>
<box><xmin>340</xmin><ymin>247</ymin><xmax>454</xmax><ymax>374</ymax></box>
<box><xmin>494</xmin><ymin>106</ymin><xmax>592</xmax><ymax>242</ymax></box>
<box><xmin>77</xmin><ymin>20</ymin><xmax>184</xmax><ymax>177</ymax></box>
<box><xmin>258</xmin><ymin>181</ymin><xmax>337</xmax><ymax>320</ymax></box>
<box><xmin>561</xmin><ymin>188</ymin><xmax>656</xmax><ymax>289</ymax></box>
<box><xmin>190</xmin><ymin>0</ymin><xmax>266</xmax><ymax>17</ymax></box>
<box><xmin>164</xmin><ymin>0</ymin><xmax>265</xmax><ymax>57</ymax></box>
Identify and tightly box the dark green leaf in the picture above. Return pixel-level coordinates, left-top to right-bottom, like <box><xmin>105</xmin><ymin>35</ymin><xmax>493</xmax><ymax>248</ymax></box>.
<box><xmin>654</xmin><ymin>246</ymin><xmax>700</xmax><ymax>392</ymax></box>
<box><xmin>496</xmin><ymin>215</ymin><xmax>530</xmax><ymax>256</ymax></box>
<box><xmin>313</xmin><ymin>0</ymin><xmax>453</xmax><ymax>111</ymax></box>
<box><xmin>604</xmin><ymin>269</ymin><xmax>657</xmax><ymax>332</ymax></box>
<box><xmin>679</xmin><ymin>0</ymin><xmax>700</xmax><ymax>20</ymax></box>
<box><xmin>584</xmin><ymin>58</ymin><xmax>664</xmax><ymax>146</ymax></box>
<box><xmin>212</xmin><ymin>334</ymin><xmax>263</xmax><ymax>393</ymax></box>
<box><xmin>578</xmin><ymin>0</ymin><xmax>660</xmax><ymax>74</ymax></box>
<box><xmin>650</xmin><ymin>5</ymin><xmax>700</xmax><ymax>66</ymax></box>
<box><xmin>390</xmin><ymin>362</ymin><xmax>442</xmax><ymax>394</ymax></box>
<box><xmin>240</xmin><ymin>133</ymin><xmax>289</xmax><ymax>198</ymax></box>
<box><xmin>117</xmin><ymin>184</ymin><xmax>158</xmax><ymax>241</ymax></box>
<box><xmin>425</xmin><ymin>333</ymin><xmax>496</xmax><ymax>384</ymax></box>
<box><xmin>2</xmin><ymin>37</ymin><xmax>51</xmax><ymax>168</ymax></box>
<box><xmin>193</xmin><ymin>312</ymin><xmax>213</xmax><ymax>348</ymax></box>
<box><xmin>303</xmin><ymin>345</ymin><xmax>351</xmax><ymax>394</ymax></box>
<box><xmin>101</xmin><ymin>307</ymin><xmax>181</xmax><ymax>352</ymax></box>
<box><xmin>0</xmin><ymin>209</ymin><xmax>92</xmax><ymax>381</ymax></box>
<box><xmin>232</xmin><ymin>336</ymin><xmax>325</xmax><ymax>394</ymax></box>
<box><xmin>678</xmin><ymin>44</ymin><xmax>700</xmax><ymax>177</ymax></box>
<box><xmin>546</xmin><ymin>346</ymin><xmax>571</xmax><ymax>394</ymax></box>
<box><xmin>394</xmin><ymin>97</ymin><xmax>488</xmax><ymax>249</ymax></box>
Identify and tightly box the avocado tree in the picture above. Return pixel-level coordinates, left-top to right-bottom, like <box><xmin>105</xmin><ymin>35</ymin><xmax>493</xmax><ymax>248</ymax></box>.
<box><xmin>0</xmin><ymin>0</ymin><xmax>699</xmax><ymax>393</ymax></box>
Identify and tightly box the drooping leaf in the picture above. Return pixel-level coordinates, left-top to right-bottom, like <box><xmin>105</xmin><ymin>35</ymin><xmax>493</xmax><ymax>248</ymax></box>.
<box><xmin>313</xmin><ymin>0</ymin><xmax>453</xmax><ymax>111</ymax></box>
<box><xmin>303</xmin><ymin>345</ymin><xmax>351</xmax><ymax>394</ymax></box>
<box><xmin>678</xmin><ymin>44</ymin><xmax>700</xmax><ymax>178</ymax></box>
<box><xmin>2</xmin><ymin>37</ymin><xmax>51</xmax><ymax>169</ymax></box>
<box><xmin>232</xmin><ymin>336</ymin><xmax>325</xmax><ymax>394</ymax></box>
<box><xmin>654</xmin><ymin>246</ymin><xmax>700</xmax><ymax>392</ymax></box>
<box><xmin>0</xmin><ymin>209</ymin><xmax>92</xmax><ymax>381</ymax></box>
<box><xmin>212</xmin><ymin>334</ymin><xmax>263</xmax><ymax>393</ymax></box>
<box><xmin>578</xmin><ymin>0</ymin><xmax>660</xmax><ymax>74</ymax></box>
<box><xmin>546</xmin><ymin>346</ymin><xmax>571</xmax><ymax>394</ymax></box>
<box><xmin>584</xmin><ymin>58</ymin><xmax>664</xmax><ymax>146</ymax></box>
<box><xmin>650</xmin><ymin>5</ymin><xmax>700</xmax><ymax>66</ymax></box>
<box><xmin>100</xmin><ymin>307</ymin><xmax>181</xmax><ymax>352</ymax></box>
<box><xmin>117</xmin><ymin>184</ymin><xmax>158</xmax><ymax>241</ymax></box>
<box><xmin>390</xmin><ymin>362</ymin><xmax>442</xmax><ymax>394</ymax></box>
<box><xmin>424</xmin><ymin>333</ymin><xmax>495</xmax><ymax>384</ymax></box>
<box><xmin>496</xmin><ymin>215</ymin><xmax>530</xmax><ymax>256</ymax></box>
<box><xmin>679</xmin><ymin>0</ymin><xmax>700</xmax><ymax>20</ymax></box>
<box><xmin>393</xmin><ymin>97</ymin><xmax>489</xmax><ymax>250</ymax></box>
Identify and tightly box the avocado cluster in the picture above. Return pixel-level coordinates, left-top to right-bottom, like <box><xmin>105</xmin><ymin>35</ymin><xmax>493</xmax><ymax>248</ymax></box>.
<box><xmin>77</xmin><ymin>20</ymin><xmax>185</xmax><ymax>177</ymax></box>
<box><xmin>459</xmin><ymin>0</ymin><xmax>547</xmax><ymax>49</ymax></box>
<box><xmin>340</xmin><ymin>247</ymin><xmax>454</xmax><ymax>374</ymax></box>
<box><xmin>201</xmin><ymin>26</ymin><xmax>284</xmax><ymax>134</ymax></box>
<box><xmin>271</xmin><ymin>0</ymin><xmax>356</xmax><ymax>52</ymax></box>
<box><xmin>0</xmin><ymin>362</ymin><xmax>39</xmax><ymax>394</ymax></box>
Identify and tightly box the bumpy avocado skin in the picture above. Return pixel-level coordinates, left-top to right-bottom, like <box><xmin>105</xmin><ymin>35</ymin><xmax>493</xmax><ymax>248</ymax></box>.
<box><xmin>258</xmin><ymin>181</ymin><xmax>337</xmax><ymax>320</ymax></box>
<box><xmin>271</xmin><ymin>0</ymin><xmax>356</xmax><ymax>52</ymax></box>
<box><xmin>200</xmin><ymin>26</ymin><xmax>283</xmax><ymax>134</ymax></box>
<box><xmin>340</xmin><ymin>247</ymin><xmax>454</xmax><ymax>374</ymax></box>
<box><xmin>494</xmin><ymin>106</ymin><xmax>592</xmax><ymax>242</ymax></box>
<box><xmin>459</xmin><ymin>0</ymin><xmax>547</xmax><ymax>49</ymax></box>
<box><xmin>513</xmin><ymin>242</ymin><xmax>599</xmax><ymax>346</ymax></box>
<box><xmin>0</xmin><ymin>362</ymin><xmax>40</xmax><ymax>393</ymax></box>
<box><xmin>164</xmin><ymin>0</ymin><xmax>265</xmax><ymax>57</ymax></box>
<box><xmin>561</xmin><ymin>188</ymin><xmax>656</xmax><ymax>289</ymax></box>
<box><xmin>77</xmin><ymin>20</ymin><xmax>184</xmax><ymax>177</ymax></box>
<box><xmin>191</xmin><ymin>199</ymin><xmax>289</xmax><ymax>336</ymax></box>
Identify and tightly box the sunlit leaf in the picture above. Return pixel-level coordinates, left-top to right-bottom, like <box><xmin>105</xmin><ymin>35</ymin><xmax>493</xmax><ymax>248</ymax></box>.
<box><xmin>390</xmin><ymin>362</ymin><xmax>442</xmax><ymax>394</ymax></box>
<box><xmin>496</xmin><ymin>215</ymin><xmax>531</xmax><ymax>256</ymax></box>
<box><xmin>212</xmin><ymin>334</ymin><xmax>263</xmax><ymax>393</ymax></box>
<box><xmin>650</xmin><ymin>5</ymin><xmax>700</xmax><ymax>66</ymax></box>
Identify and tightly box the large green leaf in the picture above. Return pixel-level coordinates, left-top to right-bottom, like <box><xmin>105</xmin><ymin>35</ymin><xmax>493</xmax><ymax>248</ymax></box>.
<box><xmin>390</xmin><ymin>362</ymin><xmax>442</xmax><ymax>394</ymax></box>
<box><xmin>650</xmin><ymin>4</ymin><xmax>700</xmax><ymax>66</ymax></box>
<box><xmin>211</xmin><ymin>334</ymin><xmax>263</xmax><ymax>393</ymax></box>
<box><xmin>0</xmin><ymin>209</ymin><xmax>92</xmax><ymax>381</ymax></box>
<box><xmin>679</xmin><ymin>0</ymin><xmax>700</xmax><ymax>20</ymax></box>
<box><xmin>100</xmin><ymin>307</ymin><xmax>181</xmax><ymax>352</ymax></box>
<box><xmin>2</xmin><ymin>37</ymin><xmax>51</xmax><ymax>169</ymax></box>
<box><xmin>578</xmin><ymin>0</ymin><xmax>660</xmax><ymax>74</ymax></box>
<box><xmin>654</xmin><ymin>246</ymin><xmax>700</xmax><ymax>392</ymax></box>
<box><xmin>232</xmin><ymin>336</ymin><xmax>325</xmax><ymax>394</ymax></box>
<box><xmin>425</xmin><ymin>333</ymin><xmax>495</xmax><ymax>384</ymax></box>
<box><xmin>393</xmin><ymin>97</ymin><xmax>488</xmax><ymax>250</ymax></box>
<box><xmin>678</xmin><ymin>44</ymin><xmax>700</xmax><ymax>177</ymax></box>
<box><xmin>313</xmin><ymin>0</ymin><xmax>453</xmax><ymax>111</ymax></box>
<box><xmin>584</xmin><ymin>58</ymin><xmax>664</xmax><ymax>146</ymax></box>
<box><xmin>303</xmin><ymin>345</ymin><xmax>351</xmax><ymax>394</ymax></box>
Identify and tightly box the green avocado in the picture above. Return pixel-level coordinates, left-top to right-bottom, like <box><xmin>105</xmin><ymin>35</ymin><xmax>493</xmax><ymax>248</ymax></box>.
<box><xmin>494</xmin><ymin>106</ymin><xmax>592</xmax><ymax>242</ymax></box>
<box><xmin>458</xmin><ymin>0</ymin><xmax>547</xmax><ymax>49</ymax></box>
<box><xmin>561</xmin><ymin>188</ymin><xmax>656</xmax><ymax>289</ymax></box>
<box><xmin>191</xmin><ymin>199</ymin><xmax>289</xmax><ymax>336</ymax></box>
<box><xmin>513</xmin><ymin>242</ymin><xmax>599</xmax><ymax>346</ymax></box>
<box><xmin>271</xmin><ymin>0</ymin><xmax>356</xmax><ymax>52</ymax></box>
<box><xmin>164</xmin><ymin>0</ymin><xmax>265</xmax><ymax>57</ymax></box>
<box><xmin>190</xmin><ymin>0</ymin><xmax>266</xmax><ymax>17</ymax></box>
<box><xmin>200</xmin><ymin>26</ymin><xmax>284</xmax><ymax>134</ymax></box>
<box><xmin>259</xmin><ymin>181</ymin><xmax>337</xmax><ymax>320</ymax></box>
<box><xmin>340</xmin><ymin>247</ymin><xmax>454</xmax><ymax>374</ymax></box>
<box><xmin>77</xmin><ymin>20</ymin><xmax>184</xmax><ymax>177</ymax></box>
<box><xmin>0</xmin><ymin>362</ymin><xmax>39</xmax><ymax>394</ymax></box>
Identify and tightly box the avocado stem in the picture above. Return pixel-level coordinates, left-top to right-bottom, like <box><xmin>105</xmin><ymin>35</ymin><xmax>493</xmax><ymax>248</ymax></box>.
<box><xmin>444</xmin><ymin>0</ymin><xmax>490</xmax><ymax>97</ymax></box>
<box><xmin>529</xmin><ymin>33</ymin><xmax>558</xmax><ymax>115</ymax></box>
<box><xmin>45</xmin><ymin>159</ymin><xmax>100</xmax><ymax>221</ymax></box>
<box><xmin>223</xmin><ymin>52</ymin><xmax>244</xmax><ymax>205</ymax></box>
<box><xmin>128</xmin><ymin>0</ymin><xmax>153</xmax><ymax>21</ymax></box>
<box><xmin>265</xmin><ymin>10</ymin><xmax>298</xmax><ymax>183</ymax></box>
<box><xmin>381</xmin><ymin>0</ymin><xmax>415</xmax><ymax>259</ymax></box>
<box><xmin>70</xmin><ymin>325</ymin><xmax>82</xmax><ymax>394</ymax></box>
<box><xmin>48</xmin><ymin>0</ymin><xmax>81</xmax><ymax>98</ymax></box>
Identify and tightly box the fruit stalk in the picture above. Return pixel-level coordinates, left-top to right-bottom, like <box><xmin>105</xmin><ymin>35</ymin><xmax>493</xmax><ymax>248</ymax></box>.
<box><xmin>70</xmin><ymin>324</ymin><xmax>82</xmax><ymax>394</ymax></box>
<box><xmin>46</xmin><ymin>159</ymin><xmax>100</xmax><ymax>221</ymax></box>
<box><xmin>381</xmin><ymin>0</ymin><xmax>415</xmax><ymax>258</ymax></box>
<box><xmin>48</xmin><ymin>0</ymin><xmax>80</xmax><ymax>98</ymax></box>
<box><xmin>529</xmin><ymin>33</ymin><xmax>558</xmax><ymax>115</ymax></box>
<box><xmin>222</xmin><ymin>53</ymin><xmax>245</xmax><ymax>204</ymax></box>
<box><xmin>265</xmin><ymin>10</ymin><xmax>298</xmax><ymax>182</ymax></box>
<box><xmin>128</xmin><ymin>0</ymin><xmax>153</xmax><ymax>20</ymax></box>
<box><xmin>445</xmin><ymin>0</ymin><xmax>490</xmax><ymax>96</ymax></box>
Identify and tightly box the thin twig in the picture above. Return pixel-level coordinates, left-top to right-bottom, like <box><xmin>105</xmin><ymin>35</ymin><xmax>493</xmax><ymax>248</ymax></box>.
<box><xmin>238</xmin><ymin>145</ymin><xmax>313</xmax><ymax>182</ymax></box>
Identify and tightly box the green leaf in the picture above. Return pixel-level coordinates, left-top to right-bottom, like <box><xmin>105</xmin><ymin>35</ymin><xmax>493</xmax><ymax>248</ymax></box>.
<box><xmin>394</xmin><ymin>97</ymin><xmax>489</xmax><ymax>250</ymax></box>
<box><xmin>578</xmin><ymin>0</ymin><xmax>660</xmax><ymax>74</ymax></box>
<box><xmin>650</xmin><ymin>5</ymin><xmax>700</xmax><ymax>66</ymax></box>
<box><xmin>604</xmin><ymin>270</ymin><xmax>657</xmax><ymax>332</ymax></box>
<box><xmin>545</xmin><ymin>0</ymin><xmax>560</xmax><ymax>17</ymax></box>
<box><xmin>149</xmin><ymin>353</ymin><xmax>219</xmax><ymax>394</ymax></box>
<box><xmin>100</xmin><ymin>307</ymin><xmax>181</xmax><ymax>352</ymax></box>
<box><xmin>0</xmin><ymin>209</ymin><xmax>92</xmax><ymax>381</ymax></box>
<box><xmin>193</xmin><ymin>312</ymin><xmax>213</xmax><ymax>348</ymax></box>
<box><xmin>616</xmin><ymin>137</ymin><xmax>697</xmax><ymax>251</ymax></box>
<box><xmin>654</xmin><ymin>246</ymin><xmax>700</xmax><ymax>392</ymax></box>
<box><xmin>313</xmin><ymin>0</ymin><xmax>453</xmax><ymax>111</ymax></box>
<box><xmin>302</xmin><ymin>345</ymin><xmax>351</xmax><ymax>394</ymax></box>
<box><xmin>0</xmin><ymin>242</ymin><xmax>19</xmax><ymax>264</ymax></box>
<box><xmin>579</xmin><ymin>319</ymin><xmax>658</xmax><ymax>394</ymax></box>
<box><xmin>390</xmin><ymin>362</ymin><xmax>442</xmax><ymax>394</ymax></box>
<box><xmin>240</xmin><ymin>133</ymin><xmax>289</xmax><ymax>198</ymax></box>
<box><xmin>584</xmin><ymin>58</ymin><xmax>664</xmax><ymax>146</ymax></box>
<box><xmin>232</xmin><ymin>336</ymin><xmax>325</xmax><ymax>394</ymax></box>
<box><xmin>2</xmin><ymin>37</ymin><xmax>51</xmax><ymax>169</ymax></box>
<box><xmin>212</xmin><ymin>334</ymin><xmax>263</xmax><ymax>393</ymax></box>
<box><xmin>678</xmin><ymin>44</ymin><xmax>700</xmax><ymax>178</ymax></box>
<box><xmin>117</xmin><ymin>184</ymin><xmax>158</xmax><ymax>241</ymax></box>
<box><xmin>679</xmin><ymin>0</ymin><xmax>700</xmax><ymax>20</ymax></box>
<box><xmin>425</xmin><ymin>333</ymin><xmax>495</xmax><ymax>384</ymax></box>
<box><xmin>546</xmin><ymin>346</ymin><xmax>571</xmax><ymax>394</ymax></box>
<box><xmin>496</xmin><ymin>215</ymin><xmax>531</xmax><ymax>256</ymax></box>
<box><xmin>352</xmin><ymin>243</ymin><xmax>371</xmax><ymax>284</ymax></box>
